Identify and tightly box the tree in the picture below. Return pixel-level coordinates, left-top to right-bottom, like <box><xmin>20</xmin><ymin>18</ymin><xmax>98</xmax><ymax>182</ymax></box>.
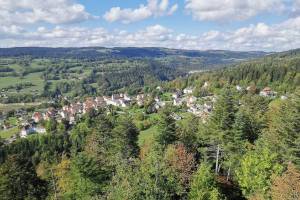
<box><xmin>0</xmin><ymin>154</ymin><xmax>48</xmax><ymax>200</ymax></box>
<box><xmin>271</xmin><ymin>163</ymin><xmax>300</xmax><ymax>200</ymax></box>
<box><xmin>204</xmin><ymin>87</ymin><xmax>238</xmax><ymax>174</ymax></box>
<box><xmin>189</xmin><ymin>163</ymin><xmax>222</xmax><ymax>200</ymax></box>
<box><xmin>107</xmin><ymin>159</ymin><xmax>140</xmax><ymax>200</ymax></box>
<box><xmin>235</xmin><ymin>147</ymin><xmax>283</xmax><ymax>199</ymax></box>
<box><xmin>176</xmin><ymin>115</ymin><xmax>199</xmax><ymax>152</ymax></box>
<box><xmin>112</xmin><ymin>116</ymin><xmax>140</xmax><ymax>158</ymax></box>
<box><xmin>263</xmin><ymin>89</ymin><xmax>300</xmax><ymax>167</ymax></box>
<box><xmin>45</xmin><ymin>118</ymin><xmax>57</xmax><ymax>134</ymax></box>
<box><xmin>156</xmin><ymin>108</ymin><xmax>177</xmax><ymax>148</ymax></box>
<box><xmin>164</xmin><ymin>144</ymin><xmax>195</xmax><ymax>198</ymax></box>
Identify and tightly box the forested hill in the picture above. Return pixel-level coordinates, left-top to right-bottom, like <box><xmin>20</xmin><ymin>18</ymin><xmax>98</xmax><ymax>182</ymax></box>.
<box><xmin>0</xmin><ymin>47</ymin><xmax>267</xmax><ymax>68</ymax></box>
<box><xmin>173</xmin><ymin>48</ymin><xmax>300</xmax><ymax>93</ymax></box>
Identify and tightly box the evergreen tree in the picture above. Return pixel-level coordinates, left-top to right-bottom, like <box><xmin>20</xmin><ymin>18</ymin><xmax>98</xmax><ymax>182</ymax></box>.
<box><xmin>112</xmin><ymin>116</ymin><xmax>140</xmax><ymax>158</ymax></box>
<box><xmin>156</xmin><ymin>108</ymin><xmax>177</xmax><ymax>148</ymax></box>
<box><xmin>263</xmin><ymin>89</ymin><xmax>300</xmax><ymax>166</ymax></box>
<box><xmin>189</xmin><ymin>163</ymin><xmax>222</xmax><ymax>200</ymax></box>
<box><xmin>0</xmin><ymin>154</ymin><xmax>48</xmax><ymax>200</ymax></box>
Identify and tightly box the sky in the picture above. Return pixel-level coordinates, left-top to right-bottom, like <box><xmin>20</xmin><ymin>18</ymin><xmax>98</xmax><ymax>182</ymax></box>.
<box><xmin>0</xmin><ymin>0</ymin><xmax>300</xmax><ymax>51</ymax></box>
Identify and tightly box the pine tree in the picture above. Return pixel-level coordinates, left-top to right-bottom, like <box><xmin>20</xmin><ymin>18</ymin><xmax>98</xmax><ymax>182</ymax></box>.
<box><xmin>156</xmin><ymin>108</ymin><xmax>177</xmax><ymax>148</ymax></box>
<box><xmin>0</xmin><ymin>154</ymin><xmax>48</xmax><ymax>200</ymax></box>
<box><xmin>189</xmin><ymin>163</ymin><xmax>222</xmax><ymax>200</ymax></box>
<box><xmin>263</xmin><ymin>88</ymin><xmax>300</xmax><ymax>167</ymax></box>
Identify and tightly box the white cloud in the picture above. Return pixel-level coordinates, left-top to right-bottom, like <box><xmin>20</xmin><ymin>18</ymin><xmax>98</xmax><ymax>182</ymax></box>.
<box><xmin>1</xmin><ymin>17</ymin><xmax>300</xmax><ymax>52</ymax></box>
<box><xmin>185</xmin><ymin>0</ymin><xmax>285</xmax><ymax>22</ymax></box>
<box><xmin>0</xmin><ymin>0</ymin><xmax>92</xmax><ymax>25</ymax></box>
<box><xmin>103</xmin><ymin>0</ymin><xmax>178</xmax><ymax>24</ymax></box>
<box><xmin>291</xmin><ymin>0</ymin><xmax>300</xmax><ymax>16</ymax></box>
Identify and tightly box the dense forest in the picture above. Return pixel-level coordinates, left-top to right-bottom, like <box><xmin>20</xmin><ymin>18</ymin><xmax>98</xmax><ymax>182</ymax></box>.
<box><xmin>166</xmin><ymin>49</ymin><xmax>300</xmax><ymax>94</ymax></box>
<box><xmin>0</xmin><ymin>48</ymin><xmax>299</xmax><ymax>200</ymax></box>
<box><xmin>0</xmin><ymin>87</ymin><xmax>299</xmax><ymax>199</ymax></box>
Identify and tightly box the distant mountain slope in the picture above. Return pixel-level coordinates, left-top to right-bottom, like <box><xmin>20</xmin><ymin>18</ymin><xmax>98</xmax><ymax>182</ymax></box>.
<box><xmin>0</xmin><ymin>47</ymin><xmax>267</xmax><ymax>70</ymax></box>
<box><xmin>178</xmin><ymin>48</ymin><xmax>300</xmax><ymax>93</ymax></box>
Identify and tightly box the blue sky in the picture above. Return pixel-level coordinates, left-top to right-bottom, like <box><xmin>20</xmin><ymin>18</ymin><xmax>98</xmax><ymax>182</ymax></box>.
<box><xmin>0</xmin><ymin>0</ymin><xmax>299</xmax><ymax>51</ymax></box>
<box><xmin>77</xmin><ymin>0</ymin><xmax>287</xmax><ymax>33</ymax></box>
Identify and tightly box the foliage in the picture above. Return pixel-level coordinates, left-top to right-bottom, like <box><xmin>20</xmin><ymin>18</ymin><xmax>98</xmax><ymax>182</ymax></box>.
<box><xmin>189</xmin><ymin>163</ymin><xmax>222</xmax><ymax>200</ymax></box>
<box><xmin>235</xmin><ymin>147</ymin><xmax>283</xmax><ymax>198</ymax></box>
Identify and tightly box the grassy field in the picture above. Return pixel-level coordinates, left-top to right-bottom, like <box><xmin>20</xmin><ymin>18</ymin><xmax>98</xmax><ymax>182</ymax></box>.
<box><xmin>0</xmin><ymin>127</ymin><xmax>19</xmax><ymax>139</ymax></box>
<box><xmin>0</xmin><ymin>102</ymin><xmax>43</xmax><ymax>112</ymax></box>
<box><xmin>0</xmin><ymin>72</ymin><xmax>44</xmax><ymax>92</ymax></box>
<box><xmin>138</xmin><ymin>125</ymin><xmax>159</xmax><ymax>147</ymax></box>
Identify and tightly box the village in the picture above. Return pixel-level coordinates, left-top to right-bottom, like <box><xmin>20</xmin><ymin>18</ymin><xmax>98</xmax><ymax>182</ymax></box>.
<box><xmin>0</xmin><ymin>82</ymin><xmax>285</xmax><ymax>143</ymax></box>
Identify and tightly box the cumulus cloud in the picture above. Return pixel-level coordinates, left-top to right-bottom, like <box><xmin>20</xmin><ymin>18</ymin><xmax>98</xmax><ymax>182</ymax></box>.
<box><xmin>0</xmin><ymin>0</ymin><xmax>92</xmax><ymax>25</ymax></box>
<box><xmin>103</xmin><ymin>0</ymin><xmax>178</xmax><ymax>24</ymax></box>
<box><xmin>291</xmin><ymin>0</ymin><xmax>300</xmax><ymax>16</ymax></box>
<box><xmin>185</xmin><ymin>0</ymin><xmax>285</xmax><ymax>22</ymax></box>
<box><xmin>1</xmin><ymin>17</ymin><xmax>300</xmax><ymax>52</ymax></box>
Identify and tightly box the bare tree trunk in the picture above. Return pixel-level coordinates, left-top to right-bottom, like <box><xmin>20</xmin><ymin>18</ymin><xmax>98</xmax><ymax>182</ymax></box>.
<box><xmin>218</xmin><ymin>163</ymin><xmax>222</xmax><ymax>174</ymax></box>
<box><xmin>215</xmin><ymin>144</ymin><xmax>220</xmax><ymax>174</ymax></box>
<box><xmin>226</xmin><ymin>167</ymin><xmax>231</xmax><ymax>181</ymax></box>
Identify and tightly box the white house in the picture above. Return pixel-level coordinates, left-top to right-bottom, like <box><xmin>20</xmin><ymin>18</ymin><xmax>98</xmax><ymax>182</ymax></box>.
<box><xmin>236</xmin><ymin>85</ymin><xmax>242</xmax><ymax>91</ymax></box>
<box><xmin>203</xmin><ymin>81</ymin><xmax>209</xmax><ymax>88</ymax></box>
<box><xmin>259</xmin><ymin>87</ymin><xmax>277</xmax><ymax>97</ymax></box>
<box><xmin>183</xmin><ymin>87</ymin><xmax>193</xmax><ymax>94</ymax></box>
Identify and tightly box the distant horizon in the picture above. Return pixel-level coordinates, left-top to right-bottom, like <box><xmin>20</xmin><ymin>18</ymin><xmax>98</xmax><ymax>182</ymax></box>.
<box><xmin>0</xmin><ymin>46</ymin><xmax>281</xmax><ymax>53</ymax></box>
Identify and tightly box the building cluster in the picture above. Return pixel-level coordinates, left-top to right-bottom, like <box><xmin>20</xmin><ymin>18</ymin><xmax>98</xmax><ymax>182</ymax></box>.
<box><xmin>237</xmin><ymin>85</ymin><xmax>287</xmax><ymax>99</ymax></box>
<box><xmin>2</xmin><ymin>83</ymin><xmax>289</xmax><ymax>142</ymax></box>
<box><xmin>171</xmin><ymin>85</ymin><xmax>216</xmax><ymax>121</ymax></box>
<box><xmin>31</xmin><ymin>93</ymin><xmax>135</xmax><ymax>125</ymax></box>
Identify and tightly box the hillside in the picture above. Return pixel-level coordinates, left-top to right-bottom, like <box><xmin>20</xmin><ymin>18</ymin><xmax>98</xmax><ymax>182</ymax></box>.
<box><xmin>169</xmin><ymin>48</ymin><xmax>300</xmax><ymax>94</ymax></box>
<box><xmin>0</xmin><ymin>47</ymin><xmax>268</xmax><ymax>103</ymax></box>
<box><xmin>0</xmin><ymin>47</ymin><xmax>267</xmax><ymax>69</ymax></box>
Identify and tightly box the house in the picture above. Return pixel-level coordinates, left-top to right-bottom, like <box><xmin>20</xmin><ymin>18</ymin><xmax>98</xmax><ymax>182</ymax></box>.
<box><xmin>183</xmin><ymin>87</ymin><xmax>193</xmax><ymax>94</ymax></box>
<box><xmin>118</xmin><ymin>99</ymin><xmax>128</xmax><ymax>107</ymax></box>
<box><xmin>137</xmin><ymin>94</ymin><xmax>145</xmax><ymax>100</ymax></box>
<box><xmin>60</xmin><ymin>110</ymin><xmax>69</xmax><ymax>119</ymax></box>
<box><xmin>20</xmin><ymin>124</ymin><xmax>46</xmax><ymax>138</ymax></box>
<box><xmin>83</xmin><ymin>98</ymin><xmax>97</xmax><ymax>113</ymax></box>
<box><xmin>123</xmin><ymin>94</ymin><xmax>131</xmax><ymax>101</ymax></box>
<box><xmin>172</xmin><ymin>90</ymin><xmax>183</xmax><ymax>99</ymax></box>
<box><xmin>43</xmin><ymin>108</ymin><xmax>56</xmax><ymax>120</ymax></box>
<box><xmin>203</xmin><ymin>81</ymin><xmax>209</xmax><ymax>88</ymax></box>
<box><xmin>154</xmin><ymin>101</ymin><xmax>166</xmax><ymax>110</ymax></box>
<box><xmin>281</xmin><ymin>95</ymin><xmax>288</xmax><ymax>100</ymax></box>
<box><xmin>186</xmin><ymin>96</ymin><xmax>197</xmax><ymax>107</ymax></box>
<box><xmin>236</xmin><ymin>85</ymin><xmax>242</xmax><ymax>91</ymax></box>
<box><xmin>173</xmin><ymin>98</ymin><xmax>183</xmax><ymax>106</ymax></box>
<box><xmin>32</xmin><ymin>112</ymin><xmax>43</xmax><ymax>123</ymax></box>
<box><xmin>136</xmin><ymin>94</ymin><xmax>145</xmax><ymax>106</ymax></box>
<box><xmin>20</xmin><ymin>124</ymin><xmax>35</xmax><ymax>138</ymax></box>
<box><xmin>111</xmin><ymin>94</ymin><xmax>121</xmax><ymax>101</ymax></box>
<box><xmin>260</xmin><ymin>87</ymin><xmax>277</xmax><ymax>97</ymax></box>
<box><xmin>70</xmin><ymin>103</ymin><xmax>83</xmax><ymax>115</ymax></box>
<box><xmin>35</xmin><ymin>126</ymin><xmax>46</xmax><ymax>134</ymax></box>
